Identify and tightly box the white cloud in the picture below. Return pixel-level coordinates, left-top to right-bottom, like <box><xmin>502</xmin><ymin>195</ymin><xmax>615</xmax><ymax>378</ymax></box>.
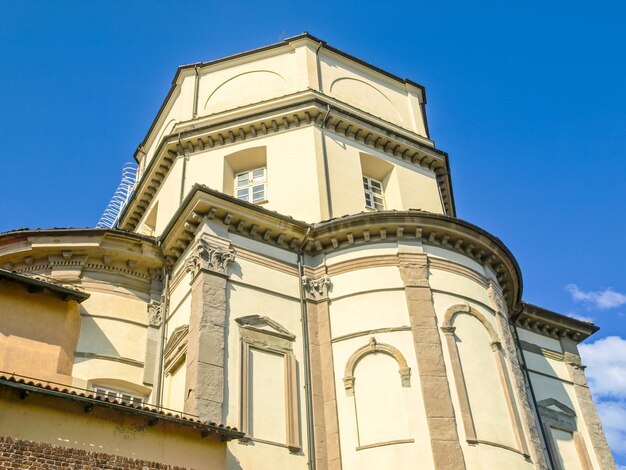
<box><xmin>566</xmin><ymin>284</ymin><xmax>626</xmax><ymax>310</ymax></box>
<box><xmin>580</xmin><ymin>336</ymin><xmax>626</xmax><ymax>399</ymax></box>
<box><xmin>580</xmin><ymin>336</ymin><xmax>626</xmax><ymax>463</ymax></box>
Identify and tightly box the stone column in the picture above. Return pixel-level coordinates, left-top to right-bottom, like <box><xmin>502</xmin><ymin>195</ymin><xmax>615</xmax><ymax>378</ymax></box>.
<box><xmin>183</xmin><ymin>234</ymin><xmax>234</xmax><ymax>423</ymax></box>
<box><xmin>303</xmin><ymin>274</ymin><xmax>342</xmax><ymax>470</ymax></box>
<box><xmin>398</xmin><ymin>253</ymin><xmax>466</xmax><ymax>469</ymax></box>
<box><xmin>488</xmin><ymin>282</ymin><xmax>549</xmax><ymax>469</ymax></box>
<box><xmin>562</xmin><ymin>343</ymin><xmax>616</xmax><ymax>470</ymax></box>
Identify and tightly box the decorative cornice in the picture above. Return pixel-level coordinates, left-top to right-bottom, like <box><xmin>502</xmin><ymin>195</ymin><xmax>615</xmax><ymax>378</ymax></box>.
<box><xmin>120</xmin><ymin>91</ymin><xmax>455</xmax><ymax>231</ymax></box>
<box><xmin>158</xmin><ymin>186</ymin><xmax>521</xmax><ymax>310</ymax></box>
<box><xmin>184</xmin><ymin>235</ymin><xmax>235</xmax><ymax>279</ymax></box>
<box><xmin>302</xmin><ymin>274</ymin><xmax>331</xmax><ymax>301</ymax></box>
<box><xmin>515</xmin><ymin>302</ymin><xmax>598</xmax><ymax>343</ymax></box>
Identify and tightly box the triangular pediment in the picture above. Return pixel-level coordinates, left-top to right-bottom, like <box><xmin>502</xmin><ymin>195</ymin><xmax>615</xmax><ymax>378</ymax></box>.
<box><xmin>538</xmin><ymin>398</ymin><xmax>576</xmax><ymax>417</ymax></box>
<box><xmin>164</xmin><ymin>324</ymin><xmax>189</xmax><ymax>357</ymax></box>
<box><xmin>235</xmin><ymin>315</ymin><xmax>295</xmax><ymax>340</ymax></box>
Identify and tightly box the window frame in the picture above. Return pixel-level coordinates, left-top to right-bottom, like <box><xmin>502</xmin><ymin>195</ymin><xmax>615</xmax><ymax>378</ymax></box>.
<box><xmin>236</xmin><ymin>315</ymin><xmax>300</xmax><ymax>453</ymax></box>
<box><xmin>235</xmin><ymin>167</ymin><xmax>267</xmax><ymax>204</ymax></box>
<box><xmin>362</xmin><ymin>176</ymin><xmax>385</xmax><ymax>210</ymax></box>
<box><xmin>92</xmin><ymin>385</ymin><xmax>145</xmax><ymax>406</ymax></box>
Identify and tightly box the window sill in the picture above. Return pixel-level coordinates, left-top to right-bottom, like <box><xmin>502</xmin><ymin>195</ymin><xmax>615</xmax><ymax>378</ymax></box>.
<box><xmin>356</xmin><ymin>438</ymin><xmax>414</xmax><ymax>451</ymax></box>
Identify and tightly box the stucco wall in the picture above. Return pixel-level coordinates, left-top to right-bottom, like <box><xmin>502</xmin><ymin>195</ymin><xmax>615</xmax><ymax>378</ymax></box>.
<box><xmin>0</xmin><ymin>388</ymin><xmax>226</xmax><ymax>469</ymax></box>
<box><xmin>0</xmin><ymin>282</ymin><xmax>80</xmax><ymax>385</ymax></box>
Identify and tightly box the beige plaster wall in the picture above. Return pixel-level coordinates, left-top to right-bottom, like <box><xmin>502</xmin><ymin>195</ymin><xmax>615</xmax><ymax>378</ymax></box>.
<box><xmin>0</xmin><ymin>282</ymin><xmax>79</xmax><ymax>385</ymax></box>
<box><xmin>0</xmin><ymin>389</ymin><xmax>226</xmax><ymax>469</ymax></box>
<box><xmin>318</xmin><ymin>49</ymin><xmax>427</xmax><ymax>135</ymax></box>
<box><xmin>324</xmin><ymin>132</ymin><xmax>443</xmax><ymax>218</ymax></box>
<box><xmin>141</xmin><ymin>73</ymin><xmax>196</xmax><ymax>168</ymax></box>
<box><xmin>331</xmin><ymin>331</ymin><xmax>434</xmax><ymax>470</ymax></box>
<box><xmin>326</xmin><ymin>243</ymin><xmax>535</xmax><ymax>469</ymax></box>
<box><xmin>140</xmin><ymin>38</ymin><xmax>430</xmax><ymax>173</ymax></box>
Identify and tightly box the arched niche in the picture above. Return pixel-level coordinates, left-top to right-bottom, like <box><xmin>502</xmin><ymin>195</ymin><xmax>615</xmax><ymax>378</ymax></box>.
<box><xmin>441</xmin><ymin>303</ymin><xmax>529</xmax><ymax>456</ymax></box>
<box><xmin>204</xmin><ymin>70</ymin><xmax>288</xmax><ymax>114</ymax></box>
<box><xmin>343</xmin><ymin>337</ymin><xmax>413</xmax><ymax>449</ymax></box>
<box><xmin>329</xmin><ymin>77</ymin><xmax>404</xmax><ymax>126</ymax></box>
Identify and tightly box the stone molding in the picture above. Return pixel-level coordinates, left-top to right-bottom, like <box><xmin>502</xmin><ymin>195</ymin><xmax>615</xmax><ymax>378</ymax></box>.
<box><xmin>163</xmin><ymin>325</ymin><xmax>189</xmax><ymax>374</ymax></box>
<box><xmin>343</xmin><ymin>337</ymin><xmax>411</xmax><ymax>396</ymax></box>
<box><xmin>302</xmin><ymin>274</ymin><xmax>331</xmax><ymax>301</ymax></box>
<box><xmin>536</xmin><ymin>399</ymin><xmax>594</xmax><ymax>470</ymax></box>
<box><xmin>236</xmin><ymin>316</ymin><xmax>300</xmax><ymax>452</ymax></box>
<box><xmin>441</xmin><ymin>303</ymin><xmax>530</xmax><ymax>458</ymax></box>
<box><xmin>184</xmin><ymin>236</ymin><xmax>234</xmax><ymax>279</ymax></box>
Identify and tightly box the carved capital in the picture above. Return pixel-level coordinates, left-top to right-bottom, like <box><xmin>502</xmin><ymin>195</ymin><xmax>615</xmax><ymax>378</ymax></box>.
<box><xmin>343</xmin><ymin>376</ymin><xmax>355</xmax><ymax>396</ymax></box>
<box><xmin>399</xmin><ymin>259</ymin><xmax>429</xmax><ymax>287</ymax></box>
<box><xmin>440</xmin><ymin>325</ymin><xmax>456</xmax><ymax>336</ymax></box>
<box><xmin>302</xmin><ymin>274</ymin><xmax>331</xmax><ymax>301</ymax></box>
<box><xmin>147</xmin><ymin>300</ymin><xmax>163</xmax><ymax>327</ymax></box>
<box><xmin>185</xmin><ymin>236</ymin><xmax>234</xmax><ymax>279</ymax></box>
<box><xmin>399</xmin><ymin>367</ymin><xmax>411</xmax><ymax>387</ymax></box>
<box><xmin>487</xmin><ymin>280</ymin><xmax>507</xmax><ymax>315</ymax></box>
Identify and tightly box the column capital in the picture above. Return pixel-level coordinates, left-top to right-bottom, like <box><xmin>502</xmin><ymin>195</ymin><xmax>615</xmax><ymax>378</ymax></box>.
<box><xmin>147</xmin><ymin>299</ymin><xmax>163</xmax><ymax>327</ymax></box>
<box><xmin>487</xmin><ymin>280</ymin><xmax>507</xmax><ymax>315</ymax></box>
<box><xmin>398</xmin><ymin>253</ymin><xmax>429</xmax><ymax>287</ymax></box>
<box><xmin>302</xmin><ymin>274</ymin><xmax>331</xmax><ymax>301</ymax></box>
<box><xmin>185</xmin><ymin>235</ymin><xmax>234</xmax><ymax>279</ymax></box>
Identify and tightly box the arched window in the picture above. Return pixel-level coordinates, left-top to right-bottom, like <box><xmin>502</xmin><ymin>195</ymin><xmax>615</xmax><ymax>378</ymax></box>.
<box><xmin>442</xmin><ymin>304</ymin><xmax>527</xmax><ymax>455</ymax></box>
<box><xmin>343</xmin><ymin>337</ymin><xmax>413</xmax><ymax>449</ymax></box>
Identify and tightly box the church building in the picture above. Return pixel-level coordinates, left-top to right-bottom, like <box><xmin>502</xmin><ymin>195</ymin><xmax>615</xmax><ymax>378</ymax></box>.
<box><xmin>0</xmin><ymin>34</ymin><xmax>615</xmax><ymax>469</ymax></box>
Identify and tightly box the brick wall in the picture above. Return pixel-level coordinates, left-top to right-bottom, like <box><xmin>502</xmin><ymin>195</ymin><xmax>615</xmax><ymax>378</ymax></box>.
<box><xmin>0</xmin><ymin>436</ymin><xmax>187</xmax><ymax>469</ymax></box>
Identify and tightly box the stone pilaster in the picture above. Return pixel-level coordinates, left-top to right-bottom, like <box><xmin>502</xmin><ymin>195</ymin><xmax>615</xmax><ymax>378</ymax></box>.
<box><xmin>183</xmin><ymin>235</ymin><xmax>234</xmax><ymax>423</ymax></box>
<box><xmin>143</xmin><ymin>299</ymin><xmax>163</xmax><ymax>386</ymax></box>
<box><xmin>302</xmin><ymin>274</ymin><xmax>341</xmax><ymax>470</ymax></box>
<box><xmin>488</xmin><ymin>282</ymin><xmax>549</xmax><ymax>469</ymax></box>
<box><xmin>398</xmin><ymin>253</ymin><xmax>466</xmax><ymax>469</ymax></box>
<box><xmin>562</xmin><ymin>347</ymin><xmax>616</xmax><ymax>470</ymax></box>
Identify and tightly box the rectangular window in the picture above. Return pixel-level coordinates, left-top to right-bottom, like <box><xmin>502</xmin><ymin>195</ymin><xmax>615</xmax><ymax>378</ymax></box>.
<box><xmin>363</xmin><ymin>176</ymin><xmax>384</xmax><ymax>210</ymax></box>
<box><xmin>236</xmin><ymin>168</ymin><xmax>267</xmax><ymax>203</ymax></box>
<box><xmin>93</xmin><ymin>386</ymin><xmax>144</xmax><ymax>406</ymax></box>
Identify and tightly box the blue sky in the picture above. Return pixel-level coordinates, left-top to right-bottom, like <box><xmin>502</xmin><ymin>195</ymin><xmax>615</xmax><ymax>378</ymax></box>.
<box><xmin>1</xmin><ymin>1</ymin><xmax>625</xmax><ymax>464</ymax></box>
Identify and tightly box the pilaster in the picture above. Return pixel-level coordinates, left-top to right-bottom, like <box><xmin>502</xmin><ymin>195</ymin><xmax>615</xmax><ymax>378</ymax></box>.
<box><xmin>562</xmin><ymin>343</ymin><xmax>616</xmax><ymax>470</ymax></box>
<box><xmin>183</xmin><ymin>234</ymin><xmax>234</xmax><ymax>423</ymax></box>
<box><xmin>302</xmin><ymin>274</ymin><xmax>342</xmax><ymax>470</ymax></box>
<box><xmin>398</xmin><ymin>253</ymin><xmax>466</xmax><ymax>469</ymax></box>
<box><xmin>488</xmin><ymin>282</ymin><xmax>548</xmax><ymax>468</ymax></box>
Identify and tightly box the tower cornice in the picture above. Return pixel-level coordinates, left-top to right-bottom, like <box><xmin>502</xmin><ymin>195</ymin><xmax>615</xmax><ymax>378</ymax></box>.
<box><xmin>120</xmin><ymin>90</ymin><xmax>454</xmax><ymax>232</ymax></box>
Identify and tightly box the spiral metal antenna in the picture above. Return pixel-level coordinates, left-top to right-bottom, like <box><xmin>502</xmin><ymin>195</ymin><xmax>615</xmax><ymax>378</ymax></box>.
<box><xmin>96</xmin><ymin>163</ymin><xmax>138</xmax><ymax>228</ymax></box>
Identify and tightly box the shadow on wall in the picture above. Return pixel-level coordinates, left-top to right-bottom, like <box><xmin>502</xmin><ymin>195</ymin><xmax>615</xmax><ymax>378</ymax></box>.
<box><xmin>75</xmin><ymin>306</ymin><xmax>120</xmax><ymax>356</ymax></box>
<box><xmin>226</xmin><ymin>447</ymin><xmax>244</xmax><ymax>470</ymax></box>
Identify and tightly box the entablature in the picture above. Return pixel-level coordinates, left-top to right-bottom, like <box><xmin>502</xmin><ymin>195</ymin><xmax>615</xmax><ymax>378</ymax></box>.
<box><xmin>160</xmin><ymin>185</ymin><xmax>519</xmax><ymax>309</ymax></box>
<box><xmin>120</xmin><ymin>90</ymin><xmax>454</xmax><ymax>232</ymax></box>
<box><xmin>514</xmin><ymin>302</ymin><xmax>598</xmax><ymax>343</ymax></box>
